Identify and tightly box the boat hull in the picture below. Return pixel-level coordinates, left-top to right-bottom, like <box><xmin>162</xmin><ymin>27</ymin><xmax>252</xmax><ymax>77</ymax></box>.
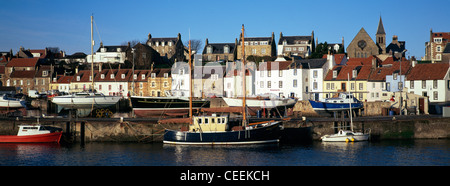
<box><xmin>0</xmin><ymin>132</ymin><xmax>63</xmax><ymax>143</ymax></box>
<box><xmin>308</xmin><ymin>100</ymin><xmax>363</xmax><ymax>111</ymax></box>
<box><xmin>321</xmin><ymin>133</ymin><xmax>369</xmax><ymax>142</ymax></box>
<box><xmin>223</xmin><ymin>97</ymin><xmax>297</xmax><ymax>108</ymax></box>
<box><xmin>52</xmin><ymin>96</ymin><xmax>121</xmax><ymax>109</ymax></box>
<box><xmin>130</xmin><ymin>96</ymin><xmax>210</xmax><ymax>117</ymax></box>
<box><xmin>163</xmin><ymin>122</ymin><xmax>282</xmax><ymax>145</ymax></box>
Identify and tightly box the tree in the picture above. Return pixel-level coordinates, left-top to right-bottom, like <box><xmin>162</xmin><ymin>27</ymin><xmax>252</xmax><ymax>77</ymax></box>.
<box><xmin>121</xmin><ymin>39</ymin><xmax>144</xmax><ymax>47</ymax></box>
<box><xmin>309</xmin><ymin>42</ymin><xmax>328</xmax><ymax>58</ymax></box>
<box><xmin>184</xmin><ymin>39</ymin><xmax>203</xmax><ymax>54</ymax></box>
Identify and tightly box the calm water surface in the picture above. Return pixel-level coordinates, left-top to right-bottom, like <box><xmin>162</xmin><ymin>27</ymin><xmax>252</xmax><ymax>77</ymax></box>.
<box><xmin>0</xmin><ymin>140</ymin><xmax>448</xmax><ymax>166</ymax></box>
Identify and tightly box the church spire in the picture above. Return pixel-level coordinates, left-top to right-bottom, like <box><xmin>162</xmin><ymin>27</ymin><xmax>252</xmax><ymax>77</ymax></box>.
<box><xmin>376</xmin><ymin>16</ymin><xmax>386</xmax><ymax>35</ymax></box>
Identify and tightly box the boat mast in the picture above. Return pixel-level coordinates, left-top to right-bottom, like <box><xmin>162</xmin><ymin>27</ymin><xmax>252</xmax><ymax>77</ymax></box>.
<box><xmin>241</xmin><ymin>24</ymin><xmax>247</xmax><ymax>126</ymax></box>
<box><xmin>90</xmin><ymin>15</ymin><xmax>94</xmax><ymax>91</ymax></box>
<box><xmin>188</xmin><ymin>39</ymin><xmax>193</xmax><ymax>125</ymax></box>
<box><xmin>347</xmin><ymin>73</ymin><xmax>353</xmax><ymax>131</ymax></box>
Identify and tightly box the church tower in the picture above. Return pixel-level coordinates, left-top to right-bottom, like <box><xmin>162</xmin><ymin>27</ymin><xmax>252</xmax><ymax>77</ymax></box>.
<box><xmin>376</xmin><ymin>16</ymin><xmax>386</xmax><ymax>54</ymax></box>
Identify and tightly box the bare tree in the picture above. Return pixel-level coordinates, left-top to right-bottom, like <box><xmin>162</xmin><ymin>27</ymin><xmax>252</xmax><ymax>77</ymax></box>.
<box><xmin>184</xmin><ymin>39</ymin><xmax>203</xmax><ymax>53</ymax></box>
<box><xmin>121</xmin><ymin>39</ymin><xmax>144</xmax><ymax>47</ymax></box>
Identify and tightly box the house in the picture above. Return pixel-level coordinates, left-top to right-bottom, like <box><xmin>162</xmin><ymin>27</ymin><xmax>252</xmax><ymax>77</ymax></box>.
<box><xmin>277</xmin><ymin>31</ymin><xmax>315</xmax><ymax>58</ymax></box>
<box><xmin>86</xmin><ymin>42</ymin><xmax>128</xmax><ymax>64</ymax></box>
<box><xmin>127</xmin><ymin>69</ymin><xmax>150</xmax><ymax>97</ymax></box>
<box><xmin>70</xmin><ymin>70</ymin><xmax>95</xmax><ymax>93</ymax></box>
<box><xmin>323</xmin><ymin>63</ymin><xmax>372</xmax><ymax>101</ymax></box>
<box><xmin>125</xmin><ymin>43</ymin><xmax>167</xmax><ymax>69</ymax></box>
<box><xmin>254</xmin><ymin>61</ymin><xmax>293</xmax><ymax>98</ymax></box>
<box><xmin>367</xmin><ymin>57</ymin><xmax>411</xmax><ymax>102</ymax></box>
<box><xmin>170</xmin><ymin>63</ymin><xmax>189</xmax><ymax>97</ymax></box>
<box><xmin>223</xmin><ymin>62</ymin><xmax>255</xmax><ymax>98</ymax></box>
<box><xmin>405</xmin><ymin>62</ymin><xmax>450</xmax><ymax>103</ymax></box>
<box><xmin>94</xmin><ymin>69</ymin><xmax>131</xmax><ymax>97</ymax></box>
<box><xmin>423</xmin><ymin>30</ymin><xmax>450</xmax><ymax>62</ymax></box>
<box><xmin>236</xmin><ymin>32</ymin><xmax>276</xmax><ymax>61</ymax></box>
<box><xmin>146</xmin><ymin>33</ymin><xmax>186</xmax><ymax>63</ymax></box>
<box><xmin>34</xmin><ymin>65</ymin><xmax>53</xmax><ymax>93</ymax></box>
<box><xmin>8</xmin><ymin>70</ymin><xmax>35</xmax><ymax>95</ymax></box>
<box><xmin>50</xmin><ymin>75</ymin><xmax>73</xmax><ymax>93</ymax></box>
<box><xmin>202</xmin><ymin>38</ymin><xmax>237</xmax><ymax>62</ymax></box>
<box><xmin>289</xmin><ymin>57</ymin><xmax>333</xmax><ymax>101</ymax></box>
<box><xmin>148</xmin><ymin>68</ymin><xmax>171</xmax><ymax>97</ymax></box>
<box><xmin>192</xmin><ymin>64</ymin><xmax>225</xmax><ymax>98</ymax></box>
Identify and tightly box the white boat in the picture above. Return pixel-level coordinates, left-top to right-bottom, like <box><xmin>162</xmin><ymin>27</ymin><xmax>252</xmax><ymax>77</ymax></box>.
<box><xmin>0</xmin><ymin>94</ymin><xmax>26</xmax><ymax>109</ymax></box>
<box><xmin>321</xmin><ymin>130</ymin><xmax>369</xmax><ymax>142</ymax></box>
<box><xmin>222</xmin><ymin>96</ymin><xmax>297</xmax><ymax>108</ymax></box>
<box><xmin>51</xmin><ymin>92</ymin><xmax>121</xmax><ymax>109</ymax></box>
<box><xmin>320</xmin><ymin>73</ymin><xmax>370</xmax><ymax>142</ymax></box>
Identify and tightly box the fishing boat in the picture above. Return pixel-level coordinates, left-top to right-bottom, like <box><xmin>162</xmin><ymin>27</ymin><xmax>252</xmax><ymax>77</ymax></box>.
<box><xmin>51</xmin><ymin>16</ymin><xmax>120</xmax><ymax>111</ymax></box>
<box><xmin>163</xmin><ymin>25</ymin><xmax>285</xmax><ymax>145</ymax></box>
<box><xmin>320</xmin><ymin>73</ymin><xmax>369</xmax><ymax>142</ymax></box>
<box><xmin>130</xmin><ymin>96</ymin><xmax>209</xmax><ymax>117</ymax></box>
<box><xmin>0</xmin><ymin>94</ymin><xmax>26</xmax><ymax>109</ymax></box>
<box><xmin>0</xmin><ymin>125</ymin><xmax>63</xmax><ymax>143</ymax></box>
<box><xmin>309</xmin><ymin>93</ymin><xmax>363</xmax><ymax>112</ymax></box>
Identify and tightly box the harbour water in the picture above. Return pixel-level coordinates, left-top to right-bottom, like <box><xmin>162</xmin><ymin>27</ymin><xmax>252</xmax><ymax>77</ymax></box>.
<box><xmin>0</xmin><ymin>139</ymin><xmax>448</xmax><ymax>166</ymax></box>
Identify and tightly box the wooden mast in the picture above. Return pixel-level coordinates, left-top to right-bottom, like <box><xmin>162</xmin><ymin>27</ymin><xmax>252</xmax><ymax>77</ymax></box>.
<box><xmin>241</xmin><ymin>24</ymin><xmax>247</xmax><ymax>126</ymax></box>
<box><xmin>188</xmin><ymin>40</ymin><xmax>193</xmax><ymax>125</ymax></box>
<box><xmin>90</xmin><ymin>15</ymin><xmax>94</xmax><ymax>91</ymax></box>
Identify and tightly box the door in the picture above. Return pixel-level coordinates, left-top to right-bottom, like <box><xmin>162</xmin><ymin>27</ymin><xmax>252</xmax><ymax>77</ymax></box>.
<box><xmin>341</xmin><ymin>82</ymin><xmax>346</xmax><ymax>91</ymax></box>
<box><xmin>419</xmin><ymin>98</ymin><xmax>425</xmax><ymax>114</ymax></box>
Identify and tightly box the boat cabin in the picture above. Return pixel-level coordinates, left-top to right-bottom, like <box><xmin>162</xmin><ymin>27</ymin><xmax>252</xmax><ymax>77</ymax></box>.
<box><xmin>17</xmin><ymin>125</ymin><xmax>51</xmax><ymax>136</ymax></box>
<box><xmin>325</xmin><ymin>93</ymin><xmax>359</xmax><ymax>103</ymax></box>
<box><xmin>189</xmin><ymin>114</ymin><xmax>229</xmax><ymax>133</ymax></box>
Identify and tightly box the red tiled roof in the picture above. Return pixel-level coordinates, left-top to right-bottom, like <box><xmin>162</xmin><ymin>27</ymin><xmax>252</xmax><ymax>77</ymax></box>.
<box><xmin>10</xmin><ymin>70</ymin><xmax>36</xmax><ymax>78</ymax></box>
<box><xmin>346</xmin><ymin>56</ymin><xmax>379</xmax><ymax>66</ymax></box>
<box><xmin>6</xmin><ymin>58</ymin><xmax>39</xmax><ymax>67</ymax></box>
<box><xmin>57</xmin><ymin>76</ymin><xmax>73</xmax><ymax>84</ymax></box>
<box><xmin>324</xmin><ymin>65</ymin><xmax>372</xmax><ymax>81</ymax></box>
<box><xmin>369</xmin><ymin>61</ymin><xmax>411</xmax><ymax>81</ymax></box>
<box><xmin>407</xmin><ymin>63</ymin><xmax>450</xmax><ymax>80</ymax></box>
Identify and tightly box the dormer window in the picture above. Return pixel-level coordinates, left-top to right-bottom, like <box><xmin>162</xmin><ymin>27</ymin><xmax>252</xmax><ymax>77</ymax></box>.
<box><xmin>224</xmin><ymin>46</ymin><xmax>229</xmax><ymax>54</ymax></box>
<box><xmin>77</xmin><ymin>76</ymin><xmax>80</xmax><ymax>81</ymax></box>
<box><xmin>133</xmin><ymin>74</ymin><xmax>137</xmax><ymax>80</ymax></box>
<box><xmin>101</xmin><ymin>74</ymin><xmax>105</xmax><ymax>79</ymax></box>
<box><xmin>393</xmin><ymin>73</ymin><xmax>398</xmax><ymax>80</ymax></box>
<box><xmin>117</xmin><ymin>48</ymin><xmax>121</xmax><ymax>52</ymax></box>
<box><xmin>101</xmin><ymin>48</ymin><xmax>106</xmax><ymax>52</ymax></box>
<box><xmin>151</xmin><ymin>73</ymin><xmax>156</xmax><ymax>78</ymax></box>
<box><xmin>42</xmin><ymin>71</ymin><xmax>48</xmax><ymax>76</ymax></box>
<box><xmin>333</xmin><ymin>70</ymin><xmax>337</xmax><ymax>78</ymax></box>
<box><xmin>111</xmin><ymin>74</ymin><xmax>114</xmax><ymax>79</ymax></box>
<box><xmin>283</xmin><ymin>40</ymin><xmax>287</xmax><ymax>45</ymax></box>
<box><xmin>121</xmin><ymin>74</ymin><xmax>125</xmax><ymax>79</ymax></box>
<box><xmin>142</xmin><ymin>74</ymin><xmax>146</xmax><ymax>80</ymax></box>
<box><xmin>207</xmin><ymin>46</ymin><xmax>212</xmax><ymax>54</ymax></box>
<box><xmin>89</xmin><ymin>76</ymin><xmax>92</xmax><ymax>81</ymax></box>
<box><xmin>352</xmin><ymin>70</ymin><xmax>357</xmax><ymax>78</ymax></box>
<box><xmin>168</xmin><ymin>42</ymin><xmax>172</xmax><ymax>46</ymax></box>
<box><xmin>164</xmin><ymin>73</ymin><xmax>168</xmax><ymax>78</ymax></box>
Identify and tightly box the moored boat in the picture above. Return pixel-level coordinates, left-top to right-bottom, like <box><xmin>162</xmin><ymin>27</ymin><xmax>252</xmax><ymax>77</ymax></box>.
<box><xmin>309</xmin><ymin>93</ymin><xmax>363</xmax><ymax>112</ymax></box>
<box><xmin>0</xmin><ymin>94</ymin><xmax>26</xmax><ymax>109</ymax></box>
<box><xmin>51</xmin><ymin>92</ymin><xmax>121</xmax><ymax>109</ymax></box>
<box><xmin>130</xmin><ymin>96</ymin><xmax>210</xmax><ymax>117</ymax></box>
<box><xmin>321</xmin><ymin>129</ymin><xmax>369</xmax><ymax>142</ymax></box>
<box><xmin>0</xmin><ymin>125</ymin><xmax>63</xmax><ymax>143</ymax></box>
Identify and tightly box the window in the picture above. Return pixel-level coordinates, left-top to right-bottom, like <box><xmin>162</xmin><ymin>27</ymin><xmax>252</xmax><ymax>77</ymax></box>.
<box><xmin>434</xmin><ymin>38</ymin><xmax>442</xmax><ymax>43</ymax></box>
<box><xmin>422</xmin><ymin>80</ymin><xmax>426</xmax><ymax>89</ymax></box>
<box><xmin>434</xmin><ymin>91</ymin><xmax>438</xmax><ymax>100</ymax></box>
<box><xmin>313</xmin><ymin>82</ymin><xmax>318</xmax><ymax>90</ymax></box>
<box><xmin>293</xmin><ymin>80</ymin><xmax>297</xmax><ymax>88</ymax></box>
<box><xmin>261</xmin><ymin>48</ymin><xmax>266</xmax><ymax>54</ymax></box>
<box><xmin>333</xmin><ymin>71</ymin><xmax>337</xmax><ymax>78</ymax></box>
<box><xmin>398</xmin><ymin>82</ymin><xmax>403</xmax><ymax>90</ymax></box>
<box><xmin>410</xmin><ymin>80</ymin><xmax>414</xmax><ymax>89</ymax></box>
<box><xmin>119</xmin><ymin>85</ymin><xmax>123</xmax><ymax>90</ymax></box>
<box><xmin>279</xmin><ymin>70</ymin><xmax>283</xmax><ymax>77</ymax></box>
<box><xmin>279</xmin><ymin>81</ymin><xmax>283</xmax><ymax>88</ymax></box>
<box><xmin>393</xmin><ymin>73</ymin><xmax>398</xmax><ymax>80</ymax></box>
<box><xmin>437</xmin><ymin>46</ymin><xmax>442</xmax><ymax>52</ymax></box>
<box><xmin>433</xmin><ymin>80</ymin><xmax>438</xmax><ymax>89</ymax></box>
<box><xmin>207</xmin><ymin>46</ymin><xmax>212</xmax><ymax>54</ymax></box>
<box><xmin>168</xmin><ymin>42</ymin><xmax>172</xmax><ymax>46</ymax></box>
<box><xmin>101</xmin><ymin>74</ymin><xmax>105</xmax><ymax>79</ymax></box>
<box><xmin>164</xmin><ymin>81</ymin><xmax>168</xmax><ymax>87</ymax></box>
<box><xmin>252</xmin><ymin>49</ymin><xmax>256</xmax><ymax>55</ymax></box>
<box><xmin>267</xmin><ymin>70</ymin><xmax>271</xmax><ymax>77</ymax></box>
<box><xmin>142</xmin><ymin>74</ymin><xmax>146</xmax><ymax>80</ymax></box>
<box><xmin>386</xmin><ymin>82</ymin><xmax>390</xmax><ymax>91</ymax></box>
<box><xmin>108</xmin><ymin>85</ymin><xmax>112</xmax><ymax>91</ymax></box>
<box><xmin>121</xmin><ymin>74</ymin><xmax>125</xmax><ymax>79</ymax></box>
<box><xmin>313</xmin><ymin>70</ymin><xmax>318</xmax><ymax>78</ymax></box>
<box><xmin>151</xmin><ymin>73</ymin><xmax>156</xmax><ymax>78</ymax></box>
<box><xmin>352</xmin><ymin>70</ymin><xmax>357</xmax><ymax>78</ymax></box>
<box><xmin>293</xmin><ymin>69</ymin><xmax>297</xmax><ymax>76</ymax></box>
<box><xmin>351</xmin><ymin>83</ymin><xmax>355</xmax><ymax>90</ymax></box>
<box><xmin>151</xmin><ymin>81</ymin><xmax>156</xmax><ymax>87</ymax></box>
<box><xmin>260</xmin><ymin>81</ymin><xmax>264</xmax><ymax>88</ymax></box>
<box><xmin>224</xmin><ymin>46</ymin><xmax>229</xmax><ymax>54</ymax></box>
<box><xmin>43</xmin><ymin>71</ymin><xmax>48</xmax><ymax>76</ymax></box>
<box><xmin>286</xmin><ymin>47</ymin><xmax>291</xmax><ymax>51</ymax></box>
<box><xmin>359</xmin><ymin>83</ymin><xmax>363</xmax><ymax>90</ymax></box>
<box><xmin>99</xmin><ymin>85</ymin><xmax>102</xmax><ymax>90</ymax></box>
<box><xmin>77</xmin><ymin>76</ymin><xmax>80</xmax><ymax>81</ymax></box>
<box><xmin>326</xmin><ymin>83</ymin><xmax>330</xmax><ymax>90</ymax></box>
<box><xmin>111</xmin><ymin>74</ymin><xmax>114</xmax><ymax>79</ymax></box>
<box><xmin>331</xmin><ymin>83</ymin><xmax>334</xmax><ymax>90</ymax></box>
<box><xmin>268</xmin><ymin>81</ymin><xmax>271</xmax><ymax>88</ymax></box>
<box><xmin>140</xmin><ymin>83</ymin><xmax>143</xmax><ymax>89</ymax></box>
<box><xmin>42</xmin><ymin>79</ymin><xmax>45</xmax><ymax>85</ymax></box>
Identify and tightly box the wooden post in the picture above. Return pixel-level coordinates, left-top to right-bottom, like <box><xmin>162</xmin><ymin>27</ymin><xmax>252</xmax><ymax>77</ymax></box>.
<box><xmin>80</xmin><ymin>122</ymin><xmax>85</xmax><ymax>145</ymax></box>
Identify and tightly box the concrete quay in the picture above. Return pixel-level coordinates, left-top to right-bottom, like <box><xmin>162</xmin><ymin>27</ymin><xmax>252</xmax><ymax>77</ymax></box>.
<box><xmin>0</xmin><ymin>115</ymin><xmax>448</xmax><ymax>143</ymax></box>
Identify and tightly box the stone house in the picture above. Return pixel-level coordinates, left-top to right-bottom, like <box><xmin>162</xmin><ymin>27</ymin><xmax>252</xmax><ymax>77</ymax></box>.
<box><xmin>202</xmin><ymin>38</ymin><xmax>237</xmax><ymax>62</ymax></box>
<box><xmin>236</xmin><ymin>32</ymin><xmax>276</xmax><ymax>61</ymax></box>
<box><xmin>277</xmin><ymin>31</ymin><xmax>315</xmax><ymax>58</ymax></box>
<box><xmin>125</xmin><ymin>43</ymin><xmax>166</xmax><ymax>69</ymax></box>
<box><xmin>147</xmin><ymin>68</ymin><xmax>171</xmax><ymax>97</ymax></box>
<box><xmin>424</xmin><ymin>30</ymin><xmax>450</xmax><ymax>63</ymax></box>
<box><xmin>146</xmin><ymin>33</ymin><xmax>186</xmax><ymax>63</ymax></box>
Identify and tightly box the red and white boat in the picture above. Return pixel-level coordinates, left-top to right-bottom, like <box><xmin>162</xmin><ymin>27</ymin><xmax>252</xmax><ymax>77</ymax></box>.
<box><xmin>0</xmin><ymin>125</ymin><xmax>63</xmax><ymax>143</ymax></box>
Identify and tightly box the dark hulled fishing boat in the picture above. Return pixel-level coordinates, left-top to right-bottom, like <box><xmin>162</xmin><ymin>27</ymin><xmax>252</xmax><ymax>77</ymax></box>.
<box><xmin>130</xmin><ymin>96</ymin><xmax>209</xmax><ymax>117</ymax></box>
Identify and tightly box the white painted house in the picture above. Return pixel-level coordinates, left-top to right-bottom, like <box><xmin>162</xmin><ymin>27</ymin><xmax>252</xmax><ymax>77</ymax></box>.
<box><xmin>255</xmin><ymin>61</ymin><xmax>300</xmax><ymax>99</ymax></box>
<box><xmin>86</xmin><ymin>43</ymin><xmax>128</xmax><ymax>64</ymax></box>
<box><xmin>223</xmin><ymin>61</ymin><xmax>256</xmax><ymax>97</ymax></box>
<box><xmin>405</xmin><ymin>62</ymin><xmax>450</xmax><ymax>103</ymax></box>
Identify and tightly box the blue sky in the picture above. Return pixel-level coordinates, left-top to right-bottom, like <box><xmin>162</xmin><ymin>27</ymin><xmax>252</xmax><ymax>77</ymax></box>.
<box><xmin>1</xmin><ymin>0</ymin><xmax>449</xmax><ymax>59</ymax></box>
